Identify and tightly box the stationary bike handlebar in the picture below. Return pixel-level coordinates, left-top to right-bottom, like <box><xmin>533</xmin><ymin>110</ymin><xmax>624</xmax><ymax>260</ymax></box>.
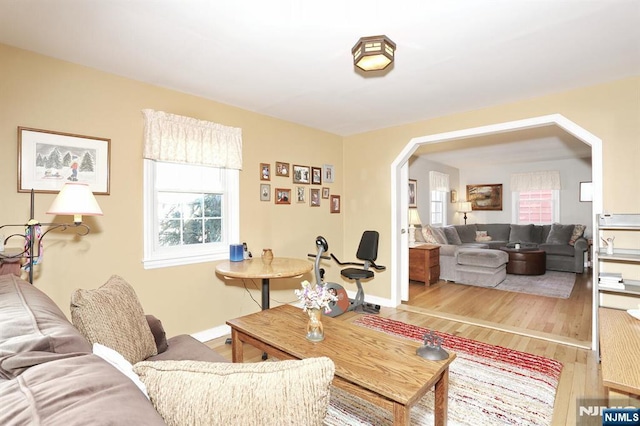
<box><xmin>329</xmin><ymin>253</ymin><xmax>386</xmax><ymax>271</ymax></box>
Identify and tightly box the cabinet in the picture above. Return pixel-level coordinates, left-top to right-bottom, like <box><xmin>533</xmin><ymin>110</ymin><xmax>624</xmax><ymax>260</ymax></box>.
<box><xmin>595</xmin><ymin>214</ymin><xmax>640</xmax><ymax>309</ymax></box>
<box><xmin>409</xmin><ymin>244</ymin><xmax>440</xmax><ymax>285</ymax></box>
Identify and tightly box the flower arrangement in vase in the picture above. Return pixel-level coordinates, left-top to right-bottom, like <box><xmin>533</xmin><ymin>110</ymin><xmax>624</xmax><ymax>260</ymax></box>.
<box><xmin>294</xmin><ymin>280</ymin><xmax>337</xmax><ymax>342</ymax></box>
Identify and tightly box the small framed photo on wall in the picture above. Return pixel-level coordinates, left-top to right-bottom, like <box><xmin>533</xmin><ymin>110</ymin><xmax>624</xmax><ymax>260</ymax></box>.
<box><xmin>311</xmin><ymin>167</ymin><xmax>322</xmax><ymax>185</ymax></box>
<box><xmin>260</xmin><ymin>184</ymin><xmax>271</xmax><ymax>201</ymax></box>
<box><xmin>292</xmin><ymin>165</ymin><xmax>310</xmax><ymax>184</ymax></box>
<box><xmin>275</xmin><ymin>188</ymin><xmax>291</xmax><ymax>204</ymax></box>
<box><xmin>408</xmin><ymin>179</ymin><xmax>417</xmax><ymax>208</ymax></box>
<box><xmin>330</xmin><ymin>195</ymin><xmax>341</xmax><ymax>213</ymax></box>
<box><xmin>276</xmin><ymin>161</ymin><xmax>290</xmax><ymax>177</ymax></box>
<box><xmin>322</xmin><ymin>164</ymin><xmax>334</xmax><ymax>183</ymax></box>
<box><xmin>310</xmin><ymin>188</ymin><xmax>320</xmax><ymax>206</ymax></box>
<box><xmin>296</xmin><ymin>186</ymin><xmax>306</xmax><ymax>203</ymax></box>
<box><xmin>260</xmin><ymin>163</ymin><xmax>270</xmax><ymax>181</ymax></box>
<box><xmin>322</xmin><ymin>187</ymin><xmax>330</xmax><ymax>199</ymax></box>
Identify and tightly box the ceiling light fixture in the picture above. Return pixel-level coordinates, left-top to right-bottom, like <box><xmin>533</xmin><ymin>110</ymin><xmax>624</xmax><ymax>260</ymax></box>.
<box><xmin>351</xmin><ymin>35</ymin><xmax>396</xmax><ymax>72</ymax></box>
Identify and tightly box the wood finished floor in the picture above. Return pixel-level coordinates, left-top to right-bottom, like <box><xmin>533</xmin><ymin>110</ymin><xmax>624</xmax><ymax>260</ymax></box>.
<box><xmin>206</xmin><ymin>271</ymin><xmax>602</xmax><ymax>426</ymax></box>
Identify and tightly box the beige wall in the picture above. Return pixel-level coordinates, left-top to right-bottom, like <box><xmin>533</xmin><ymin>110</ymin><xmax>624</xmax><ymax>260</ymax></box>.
<box><xmin>2</xmin><ymin>43</ymin><xmax>639</xmax><ymax>334</ymax></box>
<box><xmin>0</xmin><ymin>44</ymin><xmax>344</xmax><ymax>336</ymax></box>
<box><xmin>343</xmin><ymin>75</ymin><xmax>640</xmax><ymax>300</ymax></box>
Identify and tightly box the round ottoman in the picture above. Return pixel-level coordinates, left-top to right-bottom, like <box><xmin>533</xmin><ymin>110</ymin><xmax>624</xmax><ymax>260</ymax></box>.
<box><xmin>500</xmin><ymin>248</ymin><xmax>546</xmax><ymax>275</ymax></box>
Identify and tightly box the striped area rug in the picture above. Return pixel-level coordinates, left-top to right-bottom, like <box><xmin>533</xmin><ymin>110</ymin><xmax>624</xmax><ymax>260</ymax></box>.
<box><xmin>324</xmin><ymin>315</ymin><xmax>563</xmax><ymax>426</ymax></box>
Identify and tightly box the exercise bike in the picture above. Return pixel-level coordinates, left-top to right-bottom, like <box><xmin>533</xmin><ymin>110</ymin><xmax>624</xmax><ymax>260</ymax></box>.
<box><xmin>308</xmin><ymin>235</ymin><xmax>384</xmax><ymax>316</ymax></box>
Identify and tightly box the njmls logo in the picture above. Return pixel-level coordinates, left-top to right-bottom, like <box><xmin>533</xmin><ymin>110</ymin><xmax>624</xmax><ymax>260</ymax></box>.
<box><xmin>577</xmin><ymin>398</ymin><xmax>640</xmax><ymax>426</ymax></box>
<box><xmin>602</xmin><ymin>408</ymin><xmax>640</xmax><ymax>426</ymax></box>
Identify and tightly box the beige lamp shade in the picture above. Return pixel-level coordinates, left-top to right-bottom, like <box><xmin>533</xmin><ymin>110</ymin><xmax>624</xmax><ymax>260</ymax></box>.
<box><xmin>458</xmin><ymin>202</ymin><xmax>473</xmax><ymax>213</ymax></box>
<box><xmin>47</xmin><ymin>183</ymin><xmax>103</xmax><ymax>223</ymax></box>
<box><xmin>408</xmin><ymin>208</ymin><xmax>422</xmax><ymax>226</ymax></box>
<box><xmin>352</xmin><ymin>35</ymin><xmax>396</xmax><ymax>71</ymax></box>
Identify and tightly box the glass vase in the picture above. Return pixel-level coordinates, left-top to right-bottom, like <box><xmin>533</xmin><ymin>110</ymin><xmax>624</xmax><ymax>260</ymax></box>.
<box><xmin>305</xmin><ymin>308</ymin><xmax>325</xmax><ymax>342</ymax></box>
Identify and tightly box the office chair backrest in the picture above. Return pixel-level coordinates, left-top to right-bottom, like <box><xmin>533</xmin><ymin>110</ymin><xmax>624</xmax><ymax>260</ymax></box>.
<box><xmin>356</xmin><ymin>231</ymin><xmax>379</xmax><ymax>262</ymax></box>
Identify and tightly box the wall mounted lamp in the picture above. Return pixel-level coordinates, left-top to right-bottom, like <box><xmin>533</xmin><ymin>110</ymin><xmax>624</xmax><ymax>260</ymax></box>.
<box><xmin>408</xmin><ymin>208</ymin><xmax>422</xmax><ymax>244</ymax></box>
<box><xmin>458</xmin><ymin>202</ymin><xmax>472</xmax><ymax>225</ymax></box>
<box><xmin>0</xmin><ymin>183</ymin><xmax>103</xmax><ymax>283</ymax></box>
<box><xmin>352</xmin><ymin>35</ymin><xmax>396</xmax><ymax>71</ymax></box>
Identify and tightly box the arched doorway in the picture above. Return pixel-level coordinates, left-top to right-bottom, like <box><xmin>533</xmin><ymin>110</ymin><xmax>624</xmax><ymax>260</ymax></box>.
<box><xmin>390</xmin><ymin>113</ymin><xmax>602</xmax><ymax>349</ymax></box>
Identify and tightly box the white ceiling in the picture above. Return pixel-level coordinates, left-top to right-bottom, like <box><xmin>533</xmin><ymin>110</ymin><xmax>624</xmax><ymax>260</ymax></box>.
<box><xmin>0</xmin><ymin>0</ymin><xmax>638</xmax><ymax>165</ymax></box>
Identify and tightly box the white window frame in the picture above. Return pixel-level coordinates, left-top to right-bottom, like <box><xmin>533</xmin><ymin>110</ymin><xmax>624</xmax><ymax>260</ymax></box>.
<box><xmin>143</xmin><ymin>159</ymin><xmax>239</xmax><ymax>269</ymax></box>
<box><xmin>512</xmin><ymin>189</ymin><xmax>560</xmax><ymax>224</ymax></box>
<box><xmin>430</xmin><ymin>190</ymin><xmax>447</xmax><ymax>226</ymax></box>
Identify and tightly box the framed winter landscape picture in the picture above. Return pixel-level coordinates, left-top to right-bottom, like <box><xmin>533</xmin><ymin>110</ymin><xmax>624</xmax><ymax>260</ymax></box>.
<box><xmin>18</xmin><ymin>127</ymin><xmax>111</xmax><ymax>194</ymax></box>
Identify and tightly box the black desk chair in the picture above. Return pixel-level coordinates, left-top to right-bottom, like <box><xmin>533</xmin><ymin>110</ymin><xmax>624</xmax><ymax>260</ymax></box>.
<box><xmin>331</xmin><ymin>230</ymin><xmax>386</xmax><ymax>314</ymax></box>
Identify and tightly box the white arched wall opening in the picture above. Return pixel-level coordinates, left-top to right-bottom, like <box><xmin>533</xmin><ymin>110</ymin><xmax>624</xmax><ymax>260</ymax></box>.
<box><xmin>390</xmin><ymin>113</ymin><xmax>602</xmax><ymax>350</ymax></box>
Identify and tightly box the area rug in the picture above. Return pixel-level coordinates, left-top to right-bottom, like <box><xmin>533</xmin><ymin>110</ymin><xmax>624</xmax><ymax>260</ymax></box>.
<box><xmin>324</xmin><ymin>315</ymin><xmax>563</xmax><ymax>426</ymax></box>
<box><xmin>494</xmin><ymin>271</ymin><xmax>576</xmax><ymax>299</ymax></box>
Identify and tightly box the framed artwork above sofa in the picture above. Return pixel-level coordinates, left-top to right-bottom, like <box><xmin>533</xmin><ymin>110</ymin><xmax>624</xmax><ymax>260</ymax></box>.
<box><xmin>467</xmin><ymin>183</ymin><xmax>502</xmax><ymax>211</ymax></box>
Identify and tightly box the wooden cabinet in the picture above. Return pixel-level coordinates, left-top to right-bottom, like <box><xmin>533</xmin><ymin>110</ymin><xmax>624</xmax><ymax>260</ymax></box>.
<box><xmin>409</xmin><ymin>244</ymin><xmax>440</xmax><ymax>285</ymax></box>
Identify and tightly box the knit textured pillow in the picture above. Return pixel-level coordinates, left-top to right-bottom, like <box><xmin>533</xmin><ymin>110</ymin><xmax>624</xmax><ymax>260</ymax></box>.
<box><xmin>134</xmin><ymin>357</ymin><xmax>335</xmax><ymax>426</ymax></box>
<box><xmin>70</xmin><ymin>275</ymin><xmax>157</xmax><ymax>364</ymax></box>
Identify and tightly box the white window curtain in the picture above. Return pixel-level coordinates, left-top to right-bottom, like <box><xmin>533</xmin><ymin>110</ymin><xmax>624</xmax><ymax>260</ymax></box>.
<box><xmin>510</xmin><ymin>171</ymin><xmax>561</xmax><ymax>191</ymax></box>
<box><xmin>429</xmin><ymin>171</ymin><xmax>450</xmax><ymax>192</ymax></box>
<box><xmin>142</xmin><ymin>109</ymin><xmax>243</xmax><ymax>169</ymax></box>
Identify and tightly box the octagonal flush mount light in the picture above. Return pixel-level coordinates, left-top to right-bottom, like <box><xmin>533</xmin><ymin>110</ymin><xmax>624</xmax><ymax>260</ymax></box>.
<box><xmin>351</xmin><ymin>35</ymin><xmax>396</xmax><ymax>72</ymax></box>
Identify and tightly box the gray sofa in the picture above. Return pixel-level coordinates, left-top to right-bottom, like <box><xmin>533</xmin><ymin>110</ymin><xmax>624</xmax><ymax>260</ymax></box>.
<box><xmin>417</xmin><ymin>223</ymin><xmax>588</xmax><ymax>282</ymax></box>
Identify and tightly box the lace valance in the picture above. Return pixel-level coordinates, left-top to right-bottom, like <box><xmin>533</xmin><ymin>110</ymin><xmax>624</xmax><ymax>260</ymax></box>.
<box><xmin>142</xmin><ymin>109</ymin><xmax>242</xmax><ymax>169</ymax></box>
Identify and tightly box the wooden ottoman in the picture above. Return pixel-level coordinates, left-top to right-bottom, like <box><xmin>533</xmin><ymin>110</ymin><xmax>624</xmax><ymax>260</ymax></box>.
<box><xmin>500</xmin><ymin>247</ymin><xmax>546</xmax><ymax>275</ymax></box>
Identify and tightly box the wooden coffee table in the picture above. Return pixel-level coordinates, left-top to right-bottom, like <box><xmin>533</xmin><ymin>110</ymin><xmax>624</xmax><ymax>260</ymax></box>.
<box><xmin>227</xmin><ymin>304</ymin><xmax>455</xmax><ymax>426</ymax></box>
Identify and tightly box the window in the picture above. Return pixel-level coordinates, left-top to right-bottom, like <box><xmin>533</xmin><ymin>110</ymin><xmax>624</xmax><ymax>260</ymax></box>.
<box><xmin>143</xmin><ymin>160</ymin><xmax>239</xmax><ymax>269</ymax></box>
<box><xmin>430</xmin><ymin>190</ymin><xmax>447</xmax><ymax>226</ymax></box>
<box><xmin>513</xmin><ymin>190</ymin><xmax>559</xmax><ymax>224</ymax></box>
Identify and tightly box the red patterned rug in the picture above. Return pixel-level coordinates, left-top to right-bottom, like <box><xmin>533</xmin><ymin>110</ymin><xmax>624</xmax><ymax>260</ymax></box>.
<box><xmin>324</xmin><ymin>315</ymin><xmax>563</xmax><ymax>426</ymax></box>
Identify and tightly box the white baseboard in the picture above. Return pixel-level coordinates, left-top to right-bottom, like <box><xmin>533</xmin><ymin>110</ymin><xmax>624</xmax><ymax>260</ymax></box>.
<box><xmin>190</xmin><ymin>324</ymin><xmax>231</xmax><ymax>342</ymax></box>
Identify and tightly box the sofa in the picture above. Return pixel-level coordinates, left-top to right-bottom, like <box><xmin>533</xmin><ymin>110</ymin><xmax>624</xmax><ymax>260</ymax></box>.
<box><xmin>417</xmin><ymin>223</ymin><xmax>588</xmax><ymax>283</ymax></box>
<box><xmin>0</xmin><ymin>274</ymin><xmax>335</xmax><ymax>425</ymax></box>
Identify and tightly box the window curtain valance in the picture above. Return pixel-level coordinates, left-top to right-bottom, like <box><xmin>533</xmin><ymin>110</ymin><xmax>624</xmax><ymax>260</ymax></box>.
<box><xmin>429</xmin><ymin>171</ymin><xmax>450</xmax><ymax>192</ymax></box>
<box><xmin>510</xmin><ymin>171</ymin><xmax>561</xmax><ymax>191</ymax></box>
<box><xmin>142</xmin><ymin>109</ymin><xmax>243</xmax><ymax>170</ymax></box>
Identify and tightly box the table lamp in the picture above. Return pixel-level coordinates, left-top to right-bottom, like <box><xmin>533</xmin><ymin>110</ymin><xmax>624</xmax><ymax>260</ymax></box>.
<box><xmin>408</xmin><ymin>208</ymin><xmax>422</xmax><ymax>244</ymax></box>
<box><xmin>458</xmin><ymin>202</ymin><xmax>472</xmax><ymax>225</ymax></box>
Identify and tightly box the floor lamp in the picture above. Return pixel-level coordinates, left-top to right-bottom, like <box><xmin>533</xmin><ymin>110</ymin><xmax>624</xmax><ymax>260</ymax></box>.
<box><xmin>0</xmin><ymin>183</ymin><xmax>103</xmax><ymax>283</ymax></box>
<box><xmin>458</xmin><ymin>202</ymin><xmax>472</xmax><ymax>225</ymax></box>
<box><xmin>408</xmin><ymin>208</ymin><xmax>422</xmax><ymax>244</ymax></box>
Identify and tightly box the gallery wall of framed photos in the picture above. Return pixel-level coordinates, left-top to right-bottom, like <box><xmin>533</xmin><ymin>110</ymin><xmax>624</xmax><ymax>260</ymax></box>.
<box><xmin>258</xmin><ymin>161</ymin><xmax>339</xmax><ymax>213</ymax></box>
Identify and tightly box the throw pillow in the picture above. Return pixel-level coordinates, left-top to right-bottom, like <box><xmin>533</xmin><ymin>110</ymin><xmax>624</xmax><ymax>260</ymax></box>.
<box><xmin>133</xmin><ymin>357</ymin><xmax>335</xmax><ymax>426</ymax></box>
<box><xmin>70</xmin><ymin>275</ymin><xmax>157</xmax><ymax>364</ymax></box>
<box><xmin>421</xmin><ymin>226</ymin><xmax>439</xmax><ymax>244</ymax></box>
<box><xmin>475</xmin><ymin>231</ymin><xmax>492</xmax><ymax>242</ymax></box>
<box><xmin>509</xmin><ymin>224</ymin><xmax>534</xmax><ymax>243</ymax></box>
<box><xmin>546</xmin><ymin>223</ymin><xmax>575</xmax><ymax>245</ymax></box>
<box><xmin>431</xmin><ymin>227</ymin><xmax>448</xmax><ymax>244</ymax></box>
<box><xmin>569</xmin><ymin>224</ymin><xmax>586</xmax><ymax>246</ymax></box>
<box><xmin>443</xmin><ymin>226</ymin><xmax>462</xmax><ymax>245</ymax></box>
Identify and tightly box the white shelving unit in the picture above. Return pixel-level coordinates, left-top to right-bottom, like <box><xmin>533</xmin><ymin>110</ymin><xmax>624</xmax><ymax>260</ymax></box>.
<box><xmin>595</xmin><ymin>214</ymin><xmax>640</xmax><ymax>309</ymax></box>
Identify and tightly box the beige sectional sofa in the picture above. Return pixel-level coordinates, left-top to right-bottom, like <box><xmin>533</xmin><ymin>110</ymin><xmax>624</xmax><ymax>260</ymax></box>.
<box><xmin>417</xmin><ymin>223</ymin><xmax>588</xmax><ymax>285</ymax></box>
<box><xmin>0</xmin><ymin>274</ymin><xmax>334</xmax><ymax>425</ymax></box>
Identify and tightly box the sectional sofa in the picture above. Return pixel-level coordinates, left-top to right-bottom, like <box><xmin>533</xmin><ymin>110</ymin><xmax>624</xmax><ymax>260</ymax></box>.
<box><xmin>417</xmin><ymin>223</ymin><xmax>588</xmax><ymax>284</ymax></box>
